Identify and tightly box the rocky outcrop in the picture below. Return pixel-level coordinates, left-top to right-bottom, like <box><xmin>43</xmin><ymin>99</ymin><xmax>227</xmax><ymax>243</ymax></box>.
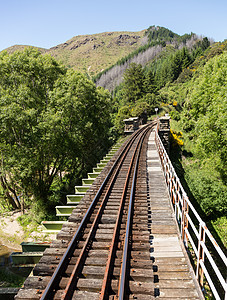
<box><xmin>107</xmin><ymin>34</ymin><xmax>140</xmax><ymax>47</ymax></box>
<box><xmin>69</xmin><ymin>38</ymin><xmax>97</xmax><ymax>50</ymax></box>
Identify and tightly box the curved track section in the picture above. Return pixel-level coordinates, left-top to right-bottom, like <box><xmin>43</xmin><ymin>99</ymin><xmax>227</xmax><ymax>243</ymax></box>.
<box><xmin>16</xmin><ymin>122</ymin><xmax>155</xmax><ymax>300</ymax></box>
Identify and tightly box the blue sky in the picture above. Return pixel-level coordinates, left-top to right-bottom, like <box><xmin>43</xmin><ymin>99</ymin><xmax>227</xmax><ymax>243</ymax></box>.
<box><xmin>1</xmin><ymin>0</ymin><xmax>226</xmax><ymax>51</ymax></box>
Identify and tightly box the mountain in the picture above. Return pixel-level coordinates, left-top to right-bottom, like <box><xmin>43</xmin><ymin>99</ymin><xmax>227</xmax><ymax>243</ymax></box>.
<box><xmin>3</xmin><ymin>30</ymin><xmax>146</xmax><ymax>76</ymax></box>
<box><xmin>95</xmin><ymin>27</ymin><xmax>200</xmax><ymax>91</ymax></box>
<box><xmin>2</xmin><ymin>26</ymin><xmax>204</xmax><ymax>84</ymax></box>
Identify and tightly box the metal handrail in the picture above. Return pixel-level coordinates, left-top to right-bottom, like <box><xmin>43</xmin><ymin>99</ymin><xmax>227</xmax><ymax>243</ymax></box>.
<box><xmin>155</xmin><ymin>129</ymin><xmax>227</xmax><ymax>300</ymax></box>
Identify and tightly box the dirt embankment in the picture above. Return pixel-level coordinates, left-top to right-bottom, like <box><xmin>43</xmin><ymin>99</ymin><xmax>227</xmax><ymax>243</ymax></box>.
<box><xmin>0</xmin><ymin>211</ymin><xmax>56</xmax><ymax>251</ymax></box>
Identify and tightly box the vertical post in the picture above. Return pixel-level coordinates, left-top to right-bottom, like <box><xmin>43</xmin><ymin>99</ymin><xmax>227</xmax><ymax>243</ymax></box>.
<box><xmin>196</xmin><ymin>222</ymin><xmax>206</xmax><ymax>287</ymax></box>
<box><xmin>181</xmin><ymin>195</ymin><xmax>189</xmax><ymax>248</ymax></box>
<box><xmin>175</xmin><ymin>182</ymin><xmax>180</xmax><ymax>220</ymax></box>
<box><xmin>171</xmin><ymin>177</ymin><xmax>175</xmax><ymax>205</ymax></box>
<box><xmin>181</xmin><ymin>196</ymin><xmax>185</xmax><ymax>236</ymax></box>
<box><xmin>170</xmin><ymin>176</ymin><xmax>173</xmax><ymax>203</ymax></box>
<box><xmin>155</xmin><ymin>107</ymin><xmax>158</xmax><ymax>120</ymax></box>
<box><xmin>158</xmin><ymin>115</ymin><xmax>170</xmax><ymax>154</ymax></box>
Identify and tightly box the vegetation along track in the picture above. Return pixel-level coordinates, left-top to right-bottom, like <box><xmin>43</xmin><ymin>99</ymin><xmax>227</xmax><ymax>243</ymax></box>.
<box><xmin>16</xmin><ymin>122</ymin><xmax>156</xmax><ymax>300</ymax></box>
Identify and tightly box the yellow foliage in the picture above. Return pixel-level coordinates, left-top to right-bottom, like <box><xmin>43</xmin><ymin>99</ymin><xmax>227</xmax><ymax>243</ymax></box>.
<box><xmin>170</xmin><ymin>129</ymin><xmax>184</xmax><ymax>147</ymax></box>
<box><xmin>161</xmin><ymin>102</ymin><xmax>168</xmax><ymax>107</ymax></box>
<box><xmin>172</xmin><ymin>100</ymin><xmax>178</xmax><ymax>106</ymax></box>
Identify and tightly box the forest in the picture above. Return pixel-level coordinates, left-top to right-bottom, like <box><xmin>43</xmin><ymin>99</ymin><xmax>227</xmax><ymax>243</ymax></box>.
<box><xmin>0</xmin><ymin>48</ymin><xmax>112</xmax><ymax>219</ymax></box>
<box><xmin>109</xmin><ymin>36</ymin><xmax>227</xmax><ymax>247</ymax></box>
<box><xmin>0</xmin><ymin>26</ymin><xmax>226</xmax><ymax>249</ymax></box>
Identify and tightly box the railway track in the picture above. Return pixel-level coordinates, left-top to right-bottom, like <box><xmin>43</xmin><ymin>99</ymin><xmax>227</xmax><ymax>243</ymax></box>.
<box><xmin>16</xmin><ymin>122</ymin><xmax>155</xmax><ymax>300</ymax></box>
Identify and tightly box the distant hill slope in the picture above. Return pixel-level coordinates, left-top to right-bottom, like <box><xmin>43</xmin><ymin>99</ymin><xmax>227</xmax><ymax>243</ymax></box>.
<box><xmin>95</xmin><ymin>26</ymin><xmax>201</xmax><ymax>91</ymax></box>
<box><xmin>4</xmin><ymin>45</ymin><xmax>47</xmax><ymax>54</ymax></box>
<box><xmin>3</xmin><ymin>30</ymin><xmax>146</xmax><ymax>76</ymax></box>
<box><xmin>3</xmin><ymin>26</ymin><xmax>206</xmax><ymax>84</ymax></box>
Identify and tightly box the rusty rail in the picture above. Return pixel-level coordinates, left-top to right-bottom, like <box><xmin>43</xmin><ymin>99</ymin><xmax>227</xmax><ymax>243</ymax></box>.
<box><xmin>39</xmin><ymin>123</ymin><xmax>153</xmax><ymax>299</ymax></box>
<box><xmin>155</xmin><ymin>128</ymin><xmax>227</xmax><ymax>300</ymax></box>
<box><xmin>118</xmin><ymin>125</ymin><xmax>147</xmax><ymax>300</ymax></box>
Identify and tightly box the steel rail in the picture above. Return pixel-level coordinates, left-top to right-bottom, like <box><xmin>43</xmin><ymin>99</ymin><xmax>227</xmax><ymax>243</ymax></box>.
<box><xmin>62</xmin><ymin>128</ymin><xmax>145</xmax><ymax>299</ymax></box>
<box><xmin>99</xmin><ymin>123</ymin><xmax>153</xmax><ymax>300</ymax></box>
<box><xmin>118</xmin><ymin>124</ymin><xmax>150</xmax><ymax>300</ymax></box>
<box><xmin>40</xmin><ymin>123</ymin><xmax>153</xmax><ymax>300</ymax></box>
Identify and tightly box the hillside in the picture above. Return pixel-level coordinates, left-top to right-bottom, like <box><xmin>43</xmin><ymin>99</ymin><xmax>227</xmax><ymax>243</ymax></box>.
<box><xmin>3</xmin><ymin>26</ymin><xmax>200</xmax><ymax>79</ymax></box>
<box><xmin>95</xmin><ymin>27</ymin><xmax>201</xmax><ymax>91</ymax></box>
<box><xmin>3</xmin><ymin>30</ymin><xmax>146</xmax><ymax>76</ymax></box>
<box><xmin>109</xmin><ymin>37</ymin><xmax>227</xmax><ymax>251</ymax></box>
<box><xmin>4</xmin><ymin>45</ymin><xmax>47</xmax><ymax>54</ymax></box>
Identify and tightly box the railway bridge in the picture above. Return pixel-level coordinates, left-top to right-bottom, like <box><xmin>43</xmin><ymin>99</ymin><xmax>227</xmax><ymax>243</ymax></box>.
<box><xmin>15</xmin><ymin>122</ymin><xmax>226</xmax><ymax>300</ymax></box>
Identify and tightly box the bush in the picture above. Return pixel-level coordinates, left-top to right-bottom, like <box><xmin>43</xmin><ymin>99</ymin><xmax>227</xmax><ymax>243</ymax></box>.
<box><xmin>170</xmin><ymin>129</ymin><xmax>184</xmax><ymax>147</ymax></box>
<box><xmin>169</xmin><ymin>110</ymin><xmax>180</xmax><ymax>121</ymax></box>
<box><xmin>185</xmin><ymin>164</ymin><xmax>227</xmax><ymax>216</ymax></box>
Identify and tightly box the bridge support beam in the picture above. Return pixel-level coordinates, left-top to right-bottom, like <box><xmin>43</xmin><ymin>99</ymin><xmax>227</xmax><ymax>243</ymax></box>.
<box><xmin>158</xmin><ymin>115</ymin><xmax>170</xmax><ymax>154</ymax></box>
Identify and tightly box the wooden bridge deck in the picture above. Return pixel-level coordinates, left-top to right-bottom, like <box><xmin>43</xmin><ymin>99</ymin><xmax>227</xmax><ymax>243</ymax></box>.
<box><xmin>15</xmin><ymin>128</ymin><xmax>205</xmax><ymax>299</ymax></box>
<box><xmin>147</xmin><ymin>131</ymin><xmax>203</xmax><ymax>299</ymax></box>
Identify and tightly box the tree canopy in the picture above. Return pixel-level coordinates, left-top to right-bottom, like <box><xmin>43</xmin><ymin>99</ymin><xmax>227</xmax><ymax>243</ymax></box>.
<box><xmin>0</xmin><ymin>48</ymin><xmax>112</xmax><ymax>211</ymax></box>
<box><xmin>170</xmin><ymin>50</ymin><xmax>227</xmax><ymax>217</ymax></box>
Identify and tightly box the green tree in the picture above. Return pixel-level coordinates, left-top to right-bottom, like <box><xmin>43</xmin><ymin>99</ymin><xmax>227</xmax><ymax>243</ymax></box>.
<box><xmin>141</xmin><ymin>93</ymin><xmax>158</xmax><ymax>114</ymax></box>
<box><xmin>179</xmin><ymin>52</ymin><xmax>227</xmax><ymax>216</ymax></box>
<box><xmin>0</xmin><ymin>48</ymin><xmax>66</xmax><ymax>209</ymax></box>
<box><xmin>114</xmin><ymin>105</ymin><xmax>132</xmax><ymax>134</ymax></box>
<box><xmin>0</xmin><ymin>48</ymin><xmax>112</xmax><ymax>211</ymax></box>
<box><xmin>169</xmin><ymin>51</ymin><xmax>182</xmax><ymax>81</ymax></box>
<box><xmin>122</xmin><ymin>63</ymin><xmax>145</xmax><ymax>103</ymax></box>
<box><xmin>143</xmin><ymin>69</ymin><xmax>156</xmax><ymax>94</ymax></box>
<box><xmin>180</xmin><ymin>47</ymin><xmax>191</xmax><ymax>69</ymax></box>
<box><xmin>188</xmin><ymin>53</ymin><xmax>227</xmax><ymax>181</ymax></box>
<box><xmin>52</xmin><ymin>70</ymin><xmax>112</xmax><ymax>175</ymax></box>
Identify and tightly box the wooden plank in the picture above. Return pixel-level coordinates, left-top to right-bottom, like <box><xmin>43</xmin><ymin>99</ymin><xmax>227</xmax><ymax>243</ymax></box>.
<box><xmin>152</xmin><ymin>257</ymin><xmax>187</xmax><ymax>265</ymax></box>
<box><xmin>76</xmin><ymin>278</ymin><xmax>155</xmax><ymax>295</ymax></box>
<box><xmin>72</xmin><ymin>291</ymin><xmax>100</xmax><ymax>300</ymax></box>
<box><xmin>15</xmin><ymin>289</ymin><xmax>41</xmax><ymax>300</ymax></box>
<box><xmin>151</xmin><ymin>245</ymin><xmax>182</xmax><ymax>252</ymax></box>
<box><xmin>151</xmin><ymin>251</ymin><xmax>184</xmax><ymax>258</ymax></box>
<box><xmin>150</xmin><ymin>226</ymin><xmax>178</xmax><ymax>234</ymax></box>
<box><xmin>158</xmin><ymin>288</ymin><xmax>200</xmax><ymax>298</ymax></box>
<box><xmin>151</xmin><ymin>236</ymin><xmax>179</xmax><ymax>242</ymax></box>
<box><xmin>155</xmin><ymin>271</ymin><xmax>193</xmax><ymax>280</ymax></box>
<box><xmin>129</xmin><ymin>294</ymin><xmax>155</xmax><ymax>300</ymax></box>
<box><xmin>153</xmin><ymin>264</ymin><xmax>189</xmax><ymax>272</ymax></box>
<box><xmin>155</xmin><ymin>279</ymin><xmax>195</xmax><ymax>289</ymax></box>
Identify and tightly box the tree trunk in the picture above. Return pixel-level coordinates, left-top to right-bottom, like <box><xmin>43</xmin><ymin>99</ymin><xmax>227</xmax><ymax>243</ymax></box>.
<box><xmin>0</xmin><ymin>176</ymin><xmax>20</xmax><ymax>209</ymax></box>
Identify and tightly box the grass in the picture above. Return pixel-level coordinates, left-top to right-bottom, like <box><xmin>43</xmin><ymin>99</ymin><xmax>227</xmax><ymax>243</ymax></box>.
<box><xmin>0</xmin><ymin>228</ymin><xmax>24</xmax><ymax>247</ymax></box>
<box><xmin>16</xmin><ymin>210</ymin><xmax>52</xmax><ymax>241</ymax></box>
<box><xmin>4</xmin><ymin>30</ymin><xmax>146</xmax><ymax>76</ymax></box>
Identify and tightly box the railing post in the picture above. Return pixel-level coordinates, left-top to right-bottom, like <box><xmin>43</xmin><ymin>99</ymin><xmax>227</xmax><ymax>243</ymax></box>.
<box><xmin>175</xmin><ymin>181</ymin><xmax>180</xmax><ymax>221</ymax></box>
<box><xmin>170</xmin><ymin>177</ymin><xmax>174</xmax><ymax>204</ymax></box>
<box><xmin>169</xmin><ymin>174</ymin><xmax>173</xmax><ymax>203</ymax></box>
<box><xmin>196</xmin><ymin>222</ymin><xmax>206</xmax><ymax>287</ymax></box>
<box><xmin>181</xmin><ymin>195</ymin><xmax>189</xmax><ymax>248</ymax></box>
